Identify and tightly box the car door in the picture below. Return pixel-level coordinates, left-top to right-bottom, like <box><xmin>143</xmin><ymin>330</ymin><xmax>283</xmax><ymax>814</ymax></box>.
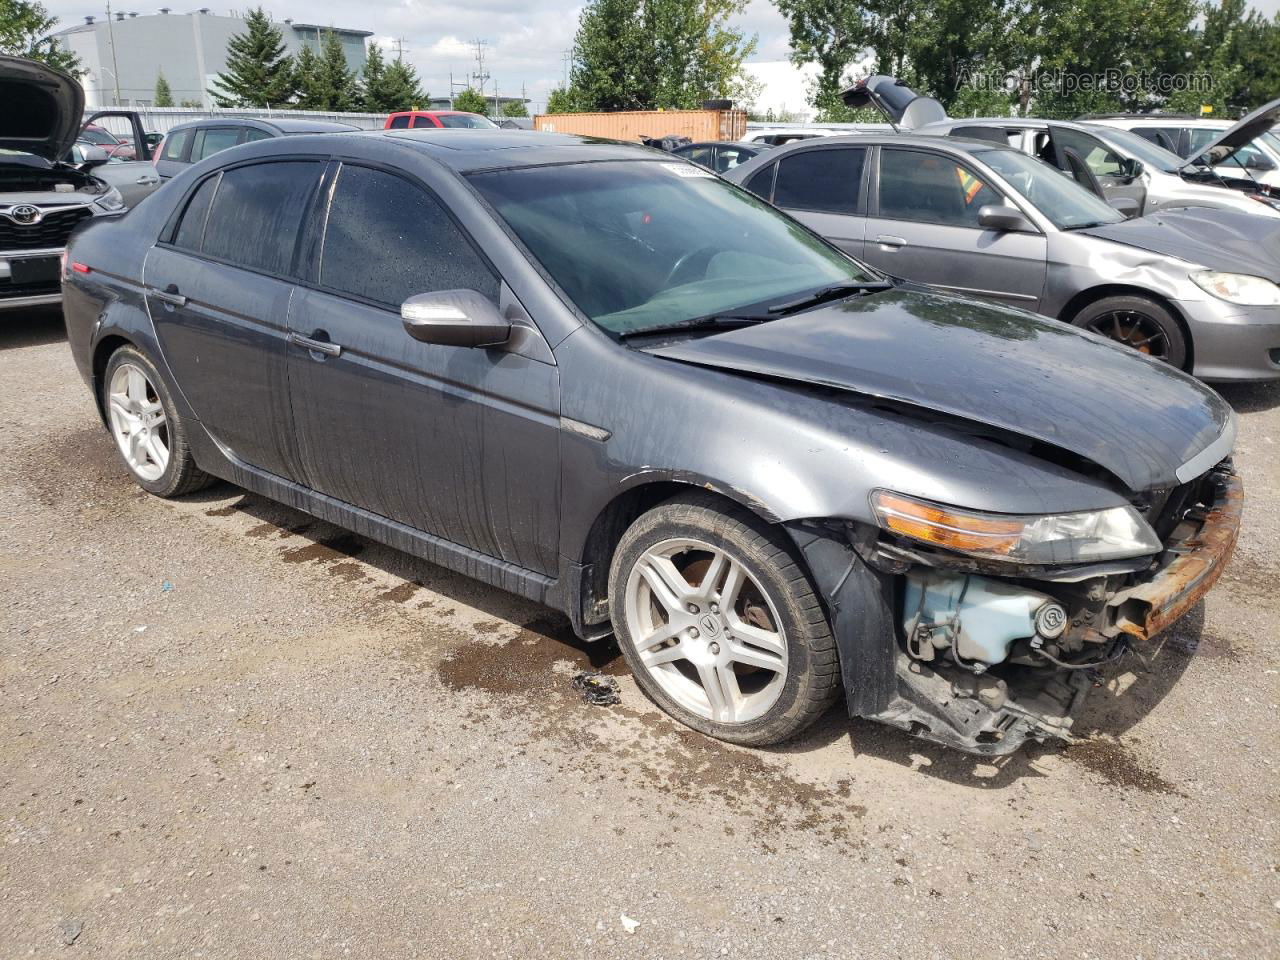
<box><xmin>285</xmin><ymin>162</ymin><xmax>561</xmax><ymax>575</ymax></box>
<box><xmin>861</xmin><ymin>146</ymin><xmax>1046</xmax><ymax>309</ymax></box>
<box><xmin>143</xmin><ymin>159</ymin><xmax>325</xmax><ymax>481</ymax></box>
<box><xmin>79</xmin><ymin>111</ymin><xmax>159</xmax><ymax>205</ymax></box>
<box><xmin>189</xmin><ymin>126</ymin><xmax>245</xmax><ymax>165</ymax></box>
<box><xmin>1047</xmin><ymin>126</ymin><xmax>1147</xmax><ymax>212</ymax></box>
<box><xmin>766</xmin><ymin>146</ymin><xmax>869</xmax><ymax>258</ymax></box>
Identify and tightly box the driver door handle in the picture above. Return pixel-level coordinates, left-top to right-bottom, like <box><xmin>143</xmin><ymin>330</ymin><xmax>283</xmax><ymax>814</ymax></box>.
<box><xmin>135</xmin><ymin>175</ymin><xmax>159</xmax><ymax>185</ymax></box>
<box><xmin>288</xmin><ymin>332</ymin><xmax>342</xmax><ymax>358</ymax></box>
<box><xmin>875</xmin><ymin>235</ymin><xmax>907</xmax><ymax>249</ymax></box>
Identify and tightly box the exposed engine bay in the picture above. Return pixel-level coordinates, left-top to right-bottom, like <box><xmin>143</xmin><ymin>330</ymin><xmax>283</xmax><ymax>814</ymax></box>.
<box><xmin>0</xmin><ymin>153</ymin><xmax>110</xmax><ymax>196</ymax></box>
<box><xmin>856</xmin><ymin>463</ymin><xmax>1242</xmax><ymax>755</ymax></box>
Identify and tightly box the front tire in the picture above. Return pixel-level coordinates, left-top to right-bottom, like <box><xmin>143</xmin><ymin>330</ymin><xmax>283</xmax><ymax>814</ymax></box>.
<box><xmin>1070</xmin><ymin>295</ymin><xmax>1188</xmax><ymax>369</ymax></box>
<box><xmin>102</xmin><ymin>345</ymin><xmax>212</xmax><ymax>498</ymax></box>
<box><xmin>608</xmin><ymin>493</ymin><xmax>840</xmax><ymax>746</ymax></box>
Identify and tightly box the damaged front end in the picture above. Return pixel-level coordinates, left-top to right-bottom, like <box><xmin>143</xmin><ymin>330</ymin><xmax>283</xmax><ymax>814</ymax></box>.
<box><xmin>792</xmin><ymin>463</ymin><xmax>1242</xmax><ymax>756</ymax></box>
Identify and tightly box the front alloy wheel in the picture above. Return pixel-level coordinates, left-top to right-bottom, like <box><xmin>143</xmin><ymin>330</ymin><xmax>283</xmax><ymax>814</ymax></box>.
<box><xmin>609</xmin><ymin>493</ymin><xmax>840</xmax><ymax>746</ymax></box>
<box><xmin>107</xmin><ymin>362</ymin><xmax>170</xmax><ymax>482</ymax></box>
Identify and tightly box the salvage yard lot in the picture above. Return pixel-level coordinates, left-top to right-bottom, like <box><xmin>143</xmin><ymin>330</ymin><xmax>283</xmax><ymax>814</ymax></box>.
<box><xmin>1</xmin><ymin>310</ymin><xmax>1277</xmax><ymax>959</ymax></box>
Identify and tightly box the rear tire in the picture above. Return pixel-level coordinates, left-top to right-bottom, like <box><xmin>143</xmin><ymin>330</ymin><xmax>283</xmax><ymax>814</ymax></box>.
<box><xmin>102</xmin><ymin>345</ymin><xmax>213</xmax><ymax>498</ymax></box>
<box><xmin>1070</xmin><ymin>295</ymin><xmax>1188</xmax><ymax>369</ymax></box>
<box><xmin>608</xmin><ymin>492</ymin><xmax>840</xmax><ymax>746</ymax></box>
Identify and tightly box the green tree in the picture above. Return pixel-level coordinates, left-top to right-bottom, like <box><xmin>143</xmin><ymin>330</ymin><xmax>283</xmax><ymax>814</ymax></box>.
<box><xmin>545</xmin><ymin>86</ymin><xmax>579</xmax><ymax>113</ymax></box>
<box><xmin>453</xmin><ymin>87</ymin><xmax>489</xmax><ymax>114</ymax></box>
<box><xmin>0</xmin><ymin>0</ymin><xmax>80</xmax><ymax>73</ymax></box>
<box><xmin>209</xmin><ymin>7</ymin><xmax>294</xmax><ymax>107</ymax></box>
<box><xmin>383</xmin><ymin>57</ymin><xmax>427</xmax><ymax>110</ymax></box>
<box><xmin>569</xmin><ymin>0</ymin><xmax>650</xmax><ymax>109</ymax></box>
<box><xmin>774</xmin><ymin>0</ymin><xmax>870</xmax><ymax>119</ymax></box>
<box><xmin>362</xmin><ymin>44</ymin><xmax>427</xmax><ymax>112</ymax></box>
<box><xmin>154</xmin><ymin>71</ymin><xmax>174</xmax><ymax>107</ymax></box>
<box><xmin>292</xmin><ymin>44</ymin><xmax>325</xmax><ymax>109</ymax></box>
<box><xmin>502</xmin><ymin>99</ymin><xmax>529</xmax><ymax>117</ymax></box>
<box><xmin>314</xmin><ymin>29</ymin><xmax>359</xmax><ymax>111</ymax></box>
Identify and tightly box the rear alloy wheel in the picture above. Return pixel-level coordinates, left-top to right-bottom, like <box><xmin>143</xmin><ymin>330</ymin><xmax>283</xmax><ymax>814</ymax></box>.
<box><xmin>1071</xmin><ymin>295</ymin><xmax>1188</xmax><ymax>369</ymax></box>
<box><xmin>103</xmin><ymin>346</ymin><xmax>212</xmax><ymax>498</ymax></box>
<box><xmin>609</xmin><ymin>494</ymin><xmax>840</xmax><ymax>746</ymax></box>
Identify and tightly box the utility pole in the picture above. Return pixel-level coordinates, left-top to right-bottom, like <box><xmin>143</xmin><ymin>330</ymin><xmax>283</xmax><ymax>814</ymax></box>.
<box><xmin>391</xmin><ymin>37</ymin><xmax>408</xmax><ymax>62</ymax></box>
<box><xmin>561</xmin><ymin>50</ymin><xmax>572</xmax><ymax>89</ymax></box>
<box><xmin>104</xmin><ymin>1</ymin><xmax>122</xmax><ymax>105</ymax></box>
<box><xmin>471</xmin><ymin>39</ymin><xmax>489</xmax><ymax>95</ymax></box>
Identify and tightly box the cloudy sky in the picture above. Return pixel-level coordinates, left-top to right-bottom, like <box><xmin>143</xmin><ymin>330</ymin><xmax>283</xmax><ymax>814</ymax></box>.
<box><xmin>41</xmin><ymin>0</ymin><xmax>1280</xmax><ymax>113</ymax></box>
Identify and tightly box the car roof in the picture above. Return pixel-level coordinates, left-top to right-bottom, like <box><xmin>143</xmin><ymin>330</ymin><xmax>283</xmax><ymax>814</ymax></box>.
<box><xmin>376</xmin><ymin>128</ymin><xmax>658</xmax><ymax>172</ymax></box>
<box><xmin>164</xmin><ymin>117</ymin><xmax>359</xmax><ymax>134</ymax></box>
<box><xmin>677</xmin><ymin>140</ymin><xmax>757</xmax><ymax>148</ymax></box>
<box><xmin>757</xmin><ymin>131</ymin><xmax>1017</xmax><ymax>157</ymax></box>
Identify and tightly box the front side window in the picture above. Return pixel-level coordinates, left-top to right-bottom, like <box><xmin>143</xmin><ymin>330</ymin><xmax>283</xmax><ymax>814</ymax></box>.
<box><xmin>976</xmin><ymin>148</ymin><xmax>1122</xmax><ymax>230</ymax></box>
<box><xmin>877</xmin><ymin>148</ymin><xmax>1003</xmax><ymax>227</ymax></box>
<box><xmin>191</xmin><ymin>127</ymin><xmax>242</xmax><ymax>162</ymax></box>
<box><xmin>1132</xmin><ymin>127</ymin><xmax>1182</xmax><ymax>154</ymax></box>
<box><xmin>319</xmin><ymin>164</ymin><xmax>498</xmax><ymax>308</ymax></box>
<box><xmin>200</xmin><ymin>161</ymin><xmax>323</xmax><ymax>274</ymax></box>
<box><xmin>773</xmin><ymin>148</ymin><xmax>864</xmax><ymax>214</ymax></box>
<box><xmin>469</xmin><ymin>160</ymin><xmax>877</xmax><ymax>335</ymax></box>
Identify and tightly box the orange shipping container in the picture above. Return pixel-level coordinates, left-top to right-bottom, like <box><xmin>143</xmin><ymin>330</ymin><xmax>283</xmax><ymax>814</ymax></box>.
<box><xmin>533</xmin><ymin>108</ymin><xmax>747</xmax><ymax>143</ymax></box>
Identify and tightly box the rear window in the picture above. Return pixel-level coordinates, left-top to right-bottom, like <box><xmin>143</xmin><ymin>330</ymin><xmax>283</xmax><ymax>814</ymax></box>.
<box><xmin>243</xmin><ymin>127</ymin><xmax>273</xmax><ymax>142</ymax></box>
<box><xmin>772</xmin><ymin>148</ymin><xmax>864</xmax><ymax>214</ymax></box>
<box><xmin>200</xmin><ymin>161</ymin><xmax>323</xmax><ymax>275</ymax></box>
<box><xmin>437</xmin><ymin>114</ymin><xmax>497</xmax><ymax>129</ymax></box>
<box><xmin>162</xmin><ymin>128</ymin><xmax>191</xmax><ymax>161</ymax></box>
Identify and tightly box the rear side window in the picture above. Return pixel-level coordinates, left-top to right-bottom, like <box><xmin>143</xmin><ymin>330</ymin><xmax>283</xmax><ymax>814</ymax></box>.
<box><xmin>191</xmin><ymin>127</ymin><xmax>241</xmax><ymax>162</ymax></box>
<box><xmin>772</xmin><ymin>148</ymin><xmax>864</xmax><ymax>214</ymax></box>
<box><xmin>387</xmin><ymin>115</ymin><xmax>411</xmax><ymax>129</ymax></box>
<box><xmin>243</xmin><ymin>127</ymin><xmax>273</xmax><ymax>142</ymax></box>
<box><xmin>410</xmin><ymin>115</ymin><xmax>435</xmax><ymax>128</ymax></box>
<box><xmin>319</xmin><ymin>164</ymin><xmax>498</xmax><ymax>308</ymax></box>
<box><xmin>1133</xmin><ymin>127</ymin><xmax>1182</xmax><ymax>154</ymax></box>
<box><xmin>743</xmin><ymin>164</ymin><xmax>776</xmax><ymax>200</ymax></box>
<box><xmin>201</xmin><ymin>161</ymin><xmax>323</xmax><ymax>275</ymax></box>
<box><xmin>172</xmin><ymin>174</ymin><xmax>219</xmax><ymax>250</ymax></box>
<box><xmin>952</xmin><ymin>125</ymin><xmax>1018</xmax><ymax>147</ymax></box>
<box><xmin>878</xmin><ymin>148</ymin><xmax>1003</xmax><ymax>227</ymax></box>
<box><xmin>162</xmin><ymin>128</ymin><xmax>191</xmax><ymax>161</ymax></box>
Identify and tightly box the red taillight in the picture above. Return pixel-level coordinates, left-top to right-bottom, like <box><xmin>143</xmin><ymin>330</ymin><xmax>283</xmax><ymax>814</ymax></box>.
<box><xmin>71</xmin><ymin>262</ymin><xmax>91</xmax><ymax>274</ymax></box>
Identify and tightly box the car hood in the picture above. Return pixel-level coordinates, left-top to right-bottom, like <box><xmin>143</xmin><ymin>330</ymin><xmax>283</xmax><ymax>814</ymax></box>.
<box><xmin>1182</xmin><ymin>98</ymin><xmax>1280</xmax><ymax>170</ymax></box>
<box><xmin>0</xmin><ymin>55</ymin><xmax>84</xmax><ymax>162</ymax></box>
<box><xmin>642</xmin><ymin>288</ymin><xmax>1232</xmax><ymax>493</ymax></box>
<box><xmin>1079</xmin><ymin>207</ymin><xmax>1280</xmax><ymax>282</ymax></box>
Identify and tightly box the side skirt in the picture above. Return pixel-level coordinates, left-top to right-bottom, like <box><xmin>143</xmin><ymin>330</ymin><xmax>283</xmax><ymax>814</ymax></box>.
<box><xmin>185</xmin><ymin>425</ymin><xmax>564</xmax><ymax>611</ymax></box>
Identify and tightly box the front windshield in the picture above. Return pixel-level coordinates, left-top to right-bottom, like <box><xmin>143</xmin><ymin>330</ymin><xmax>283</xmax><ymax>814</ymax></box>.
<box><xmin>439</xmin><ymin>114</ymin><xmax>498</xmax><ymax>129</ymax></box>
<box><xmin>977</xmin><ymin>149</ymin><xmax>1124</xmax><ymax>229</ymax></box>
<box><xmin>79</xmin><ymin>127</ymin><xmax>119</xmax><ymax>146</ymax></box>
<box><xmin>1096</xmin><ymin>126</ymin><xmax>1183</xmax><ymax>172</ymax></box>
<box><xmin>469</xmin><ymin>160</ymin><xmax>876</xmax><ymax>335</ymax></box>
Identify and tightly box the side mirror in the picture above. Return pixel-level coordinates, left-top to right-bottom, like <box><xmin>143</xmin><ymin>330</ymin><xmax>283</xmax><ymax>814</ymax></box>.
<box><xmin>401</xmin><ymin>289</ymin><xmax>511</xmax><ymax>348</ymax></box>
<box><xmin>1245</xmin><ymin>153</ymin><xmax>1276</xmax><ymax>172</ymax></box>
<box><xmin>1109</xmin><ymin>196</ymin><xmax>1141</xmax><ymax>218</ymax></box>
<box><xmin>977</xmin><ymin>204</ymin><xmax>1035</xmax><ymax>233</ymax></box>
<box><xmin>76</xmin><ymin>143</ymin><xmax>110</xmax><ymax>169</ymax></box>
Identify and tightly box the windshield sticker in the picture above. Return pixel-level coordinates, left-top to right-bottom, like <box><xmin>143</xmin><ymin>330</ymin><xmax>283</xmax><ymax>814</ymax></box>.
<box><xmin>663</xmin><ymin>164</ymin><xmax>716</xmax><ymax>179</ymax></box>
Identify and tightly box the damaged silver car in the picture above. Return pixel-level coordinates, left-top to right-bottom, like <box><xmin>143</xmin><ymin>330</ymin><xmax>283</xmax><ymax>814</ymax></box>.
<box><xmin>63</xmin><ymin>130</ymin><xmax>1242</xmax><ymax>755</ymax></box>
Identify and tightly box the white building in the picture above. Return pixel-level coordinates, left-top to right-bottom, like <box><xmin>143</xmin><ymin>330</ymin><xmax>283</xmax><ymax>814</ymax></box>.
<box><xmin>53</xmin><ymin>9</ymin><xmax>372</xmax><ymax>109</ymax></box>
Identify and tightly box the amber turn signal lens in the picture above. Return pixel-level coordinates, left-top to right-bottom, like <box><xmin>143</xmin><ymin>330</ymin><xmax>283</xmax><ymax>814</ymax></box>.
<box><xmin>871</xmin><ymin>491</ymin><xmax>1024</xmax><ymax>554</ymax></box>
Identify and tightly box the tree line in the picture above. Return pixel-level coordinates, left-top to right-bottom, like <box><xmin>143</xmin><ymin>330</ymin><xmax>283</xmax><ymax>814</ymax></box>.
<box><xmin>550</xmin><ymin>0</ymin><xmax>1279</xmax><ymax>119</ymax></box>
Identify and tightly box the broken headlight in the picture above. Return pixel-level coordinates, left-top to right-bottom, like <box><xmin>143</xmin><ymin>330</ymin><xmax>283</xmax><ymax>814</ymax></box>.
<box><xmin>870</xmin><ymin>491</ymin><xmax>1162</xmax><ymax>564</ymax></box>
<box><xmin>1191</xmin><ymin>271</ymin><xmax>1280</xmax><ymax>306</ymax></box>
<box><xmin>94</xmin><ymin>186</ymin><xmax>126</xmax><ymax>213</ymax></box>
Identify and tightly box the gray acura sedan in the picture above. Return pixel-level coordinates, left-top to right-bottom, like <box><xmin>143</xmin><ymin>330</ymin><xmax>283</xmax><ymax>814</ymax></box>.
<box><xmin>62</xmin><ymin>130</ymin><xmax>1242</xmax><ymax>755</ymax></box>
<box><xmin>726</xmin><ymin>134</ymin><xmax>1280</xmax><ymax>381</ymax></box>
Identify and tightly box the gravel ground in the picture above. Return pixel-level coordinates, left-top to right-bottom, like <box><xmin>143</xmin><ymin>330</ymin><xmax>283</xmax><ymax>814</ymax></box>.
<box><xmin>1</xmin><ymin>309</ymin><xmax>1277</xmax><ymax>960</ymax></box>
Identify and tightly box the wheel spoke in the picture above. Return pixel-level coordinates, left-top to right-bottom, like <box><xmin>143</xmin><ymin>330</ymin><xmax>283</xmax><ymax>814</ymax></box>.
<box><xmin>697</xmin><ymin>548</ymin><xmax>730</xmax><ymax>599</ymax></box>
<box><xmin>726</xmin><ymin>641</ymin><xmax>784</xmax><ymax>674</ymax></box>
<box><xmin>127</xmin><ymin>368</ymin><xmax>148</xmax><ymax>404</ymax></box>
<box><xmin>696</xmin><ymin>662</ymin><xmax>738</xmax><ymax>722</ymax></box>
<box><xmin>726</xmin><ymin>617</ymin><xmax>786</xmax><ymax>656</ymax></box>
<box><xmin>145</xmin><ymin>434</ymin><xmax>168</xmax><ymax>471</ymax></box>
<box><xmin>638</xmin><ymin>555</ymin><xmax>694</xmax><ymax>614</ymax></box>
<box><xmin>634</xmin><ymin>619</ymin><xmax>684</xmax><ymax>653</ymax></box>
<box><xmin>718</xmin><ymin>558</ymin><xmax>746</xmax><ymax>609</ymax></box>
<box><xmin>641</xmin><ymin>643</ymin><xmax>686</xmax><ymax>667</ymax></box>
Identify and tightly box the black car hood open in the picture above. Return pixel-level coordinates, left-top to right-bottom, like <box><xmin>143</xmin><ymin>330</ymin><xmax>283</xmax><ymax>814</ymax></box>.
<box><xmin>643</xmin><ymin>288</ymin><xmax>1231</xmax><ymax>493</ymax></box>
<box><xmin>1079</xmin><ymin>207</ymin><xmax>1280</xmax><ymax>282</ymax></box>
<box><xmin>1182</xmin><ymin>97</ymin><xmax>1280</xmax><ymax>171</ymax></box>
<box><xmin>0</xmin><ymin>55</ymin><xmax>84</xmax><ymax>161</ymax></box>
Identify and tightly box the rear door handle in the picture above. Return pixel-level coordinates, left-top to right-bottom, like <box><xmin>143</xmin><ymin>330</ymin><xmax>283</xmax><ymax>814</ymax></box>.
<box><xmin>288</xmin><ymin>332</ymin><xmax>342</xmax><ymax>358</ymax></box>
<box><xmin>875</xmin><ymin>235</ymin><xmax>907</xmax><ymax>249</ymax></box>
<box><xmin>135</xmin><ymin>175</ymin><xmax>159</xmax><ymax>185</ymax></box>
<box><xmin>150</xmin><ymin>287</ymin><xmax>187</xmax><ymax>307</ymax></box>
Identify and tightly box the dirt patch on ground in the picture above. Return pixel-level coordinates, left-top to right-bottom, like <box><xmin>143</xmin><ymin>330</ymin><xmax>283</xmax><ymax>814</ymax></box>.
<box><xmin>22</xmin><ymin>423</ymin><xmax>129</xmax><ymax>507</ymax></box>
<box><xmin>1059</xmin><ymin>738</ymin><xmax>1183</xmax><ymax>796</ymax></box>
<box><xmin>280</xmin><ymin>533</ymin><xmax>366</xmax><ymax>565</ymax></box>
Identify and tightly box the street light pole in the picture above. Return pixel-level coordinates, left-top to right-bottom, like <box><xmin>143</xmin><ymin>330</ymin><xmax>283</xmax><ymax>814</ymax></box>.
<box><xmin>104</xmin><ymin>1</ymin><xmax>122</xmax><ymax>105</ymax></box>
